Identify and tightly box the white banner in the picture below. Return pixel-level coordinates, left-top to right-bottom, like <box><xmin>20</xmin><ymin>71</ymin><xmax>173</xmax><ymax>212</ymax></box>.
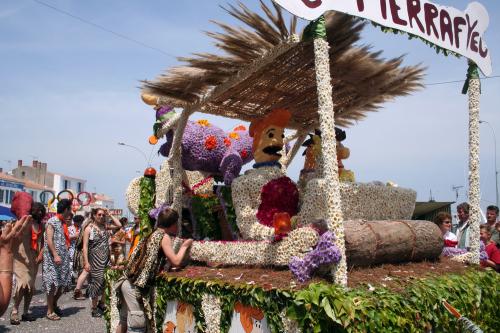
<box><xmin>273</xmin><ymin>0</ymin><xmax>492</xmax><ymax>75</ymax></box>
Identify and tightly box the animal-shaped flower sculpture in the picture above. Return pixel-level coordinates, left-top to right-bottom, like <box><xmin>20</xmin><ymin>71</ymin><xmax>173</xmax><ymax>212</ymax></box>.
<box><xmin>152</xmin><ymin>109</ymin><xmax>253</xmax><ymax>185</ymax></box>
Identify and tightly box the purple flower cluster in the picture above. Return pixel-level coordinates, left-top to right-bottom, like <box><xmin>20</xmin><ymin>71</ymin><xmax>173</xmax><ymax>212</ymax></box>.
<box><xmin>441</xmin><ymin>247</ymin><xmax>467</xmax><ymax>257</ymax></box>
<box><xmin>441</xmin><ymin>241</ymin><xmax>489</xmax><ymax>261</ymax></box>
<box><xmin>149</xmin><ymin>202</ymin><xmax>170</xmax><ymax>220</ymax></box>
<box><xmin>289</xmin><ymin>231</ymin><xmax>342</xmax><ymax>283</ymax></box>
<box><xmin>479</xmin><ymin>241</ymin><xmax>488</xmax><ymax>261</ymax></box>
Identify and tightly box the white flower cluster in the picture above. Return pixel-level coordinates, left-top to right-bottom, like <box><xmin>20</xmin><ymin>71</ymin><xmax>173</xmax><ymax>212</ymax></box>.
<box><xmin>125</xmin><ymin>176</ymin><xmax>142</xmax><ymax>216</ymax></box>
<box><xmin>280</xmin><ymin>309</ymin><xmax>302</xmax><ymax>333</ymax></box>
<box><xmin>155</xmin><ymin>159</ymin><xmax>174</xmax><ymax>207</ymax></box>
<box><xmin>188</xmin><ymin>227</ymin><xmax>318</xmax><ymax>266</ymax></box>
<box><xmin>311</xmin><ymin>38</ymin><xmax>346</xmax><ymax>285</ymax></box>
<box><xmin>465</xmin><ymin>78</ymin><xmax>481</xmax><ymax>265</ymax></box>
<box><xmin>201</xmin><ymin>294</ymin><xmax>222</xmax><ymax>333</ymax></box>
<box><xmin>197</xmin><ymin>293</ymin><xmax>300</xmax><ymax>333</ymax></box>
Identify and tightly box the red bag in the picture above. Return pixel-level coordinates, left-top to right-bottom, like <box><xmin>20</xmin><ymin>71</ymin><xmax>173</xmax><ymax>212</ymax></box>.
<box><xmin>11</xmin><ymin>192</ymin><xmax>33</xmax><ymax>219</ymax></box>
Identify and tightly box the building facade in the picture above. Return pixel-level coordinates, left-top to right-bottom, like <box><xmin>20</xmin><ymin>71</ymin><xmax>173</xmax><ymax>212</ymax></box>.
<box><xmin>11</xmin><ymin>160</ymin><xmax>86</xmax><ymax>194</ymax></box>
<box><xmin>0</xmin><ymin>173</ymin><xmax>25</xmax><ymax>208</ymax></box>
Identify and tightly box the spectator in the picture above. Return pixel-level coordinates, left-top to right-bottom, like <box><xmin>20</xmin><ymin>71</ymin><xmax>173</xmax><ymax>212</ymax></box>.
<box><xmin>83</xmin><ymin>208</ymin><xmax>121</xmax><ymax>317</ymax></box>
<box><xmin>73</xmin><ymin>210</ymin><xmax>95</xmax><ymax>301</ymax></box>
<box><xmin>114</xmin><ymin>208</ymin><xmax>193</xmax><ymax>333</ymax></box>
<box><xmin>68</xmin><ymin>215</ymin><xmax>84</xmax><ymax>282</ymax></box>
<box><xmin>480</xmin><ymin>225</ymin><xmax>500</xmax><ymax>272</ymax></box>
<box><xmin>454</xmin><ymin>202</ymin><xmax>471</xmax><ymax>250</ymax></box>
<box><xmin>485</xmin><ymin>205</ymin><xmax>499</xmax><ymax>245</ymax></box>
<box><xmin>42</xmin><ymin>198</ymin><xmax>73</xmax><ymax>321</ymax></box>
<box><xmin>0</xmin><ymin>216</ymin><xmax>31</xmax><ymax>317</ymax></box>
<box><xmin>10</xmin><ymin>202</ymin><xmax>46</xmax><ymax>325</ymax></box>
<box><xmin>434</xmin><ymin>212</ymin><xmax>458</xmax><ymax>247</ymax></box>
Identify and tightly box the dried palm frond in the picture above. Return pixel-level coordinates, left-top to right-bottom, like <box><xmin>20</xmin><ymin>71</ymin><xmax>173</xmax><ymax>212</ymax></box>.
<box><xmin>142</xmin><ymin>1</ymin><xmax>424</xmax><ymax>128</ymax></box>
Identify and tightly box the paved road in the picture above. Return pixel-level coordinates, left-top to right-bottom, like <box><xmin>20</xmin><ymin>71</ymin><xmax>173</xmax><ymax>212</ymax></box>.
<box><xmin>0</xmin><ymin>272</ymin><xmax>106</xmax><ymax>333</ymax></box>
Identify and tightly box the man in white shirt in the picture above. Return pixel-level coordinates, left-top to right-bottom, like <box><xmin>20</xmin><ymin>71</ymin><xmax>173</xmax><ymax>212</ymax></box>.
<box><xmin>454</xmin><ymin>202</ymin><xmax>471</xmax><ymax>250</ymax></box>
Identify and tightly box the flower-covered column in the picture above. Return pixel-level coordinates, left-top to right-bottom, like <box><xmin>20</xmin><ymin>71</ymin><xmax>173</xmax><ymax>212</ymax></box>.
<box><xmin>171</xmin><ymin>108</ymin><xmax>193</xmax><ymax>233</ymax></box>
<box><xmin>466</xmin><ymin>62</ymin><xmax>481</xmax><ymax>264</ymax></box>
<box><xmin>312</xmin><ymin>18</ymin><xmax>347</xmax><ymax>285</ymax></box>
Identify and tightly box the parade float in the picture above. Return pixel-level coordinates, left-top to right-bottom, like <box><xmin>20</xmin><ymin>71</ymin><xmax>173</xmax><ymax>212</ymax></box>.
<box><xmin>112</xmin><ymin>1</ymin><xmax>498</xmax><ymax>332</ymax></box>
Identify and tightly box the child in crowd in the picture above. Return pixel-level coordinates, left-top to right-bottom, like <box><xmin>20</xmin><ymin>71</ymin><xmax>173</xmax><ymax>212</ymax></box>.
<box><xmin>110</xmin><ymin>242</ymin><xmax>125</xmax><ymax>270</ymax></box>
<box><xmin>480</xmin><ymin>225</ymin><xmax>500</xmax><ymax>272</ymax></box>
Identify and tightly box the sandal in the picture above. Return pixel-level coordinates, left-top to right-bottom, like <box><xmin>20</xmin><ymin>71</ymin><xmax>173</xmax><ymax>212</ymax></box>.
<box><xmin>10</xmin><ymin>311</ymin><xmax>20</xmax><ymax>325</ymax></box>
<box><xmin>54</xmin><ymin>306</ymin><xmax>63</xmax><ymax>317</ymax></box>
<box><xmin>46</xmin><ymin>312</ymin><xmax>61</xmax><ymax>321</ymax></box>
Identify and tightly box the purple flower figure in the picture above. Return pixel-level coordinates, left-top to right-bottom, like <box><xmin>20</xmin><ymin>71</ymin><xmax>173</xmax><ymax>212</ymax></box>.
<box><xmin>149</xmin><ymin>202</ymin><xmax>171</xmax><ymax>220</ymax></box>
<box><xmin>289</xmin><ymin>231</ymin><xmax>342</xmax><ymax>283</ymax></box>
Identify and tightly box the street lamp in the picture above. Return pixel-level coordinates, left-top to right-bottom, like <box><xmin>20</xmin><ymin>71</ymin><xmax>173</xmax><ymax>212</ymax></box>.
<box><xmin>117</xmin><ymin>142</ymin><xmax>149</xmax><ymax>166</ymax></box>
<box><xmin>479</xmin><ymin>120</ymin><xmax>499</xmax><ymax>207</ymax></box>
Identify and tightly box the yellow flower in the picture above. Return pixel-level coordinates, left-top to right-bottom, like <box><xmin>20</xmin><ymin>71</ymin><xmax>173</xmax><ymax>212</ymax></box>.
<box><xmin>228</xmin><ymin>132</ymin><xmax>240</xmax><ymax>140</ymax></box>
<box><xmin>196</xmin><ymin>119</ymin><xmax>210</xmax><ymax>127</ymax></box>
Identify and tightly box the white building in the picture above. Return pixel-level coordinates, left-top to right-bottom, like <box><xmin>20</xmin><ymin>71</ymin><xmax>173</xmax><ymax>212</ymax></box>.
<box><xmin>12</xmin><ymin>160</ymin><xmax>86</xmax><ymax>195</ymax></box>
<box><xmin>0</xmin><ymin>172</ymin><xmax>24</xmax><ymax>208</ymax></box>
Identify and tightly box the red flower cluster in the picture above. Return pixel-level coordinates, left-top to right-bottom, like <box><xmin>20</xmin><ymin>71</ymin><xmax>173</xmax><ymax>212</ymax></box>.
<box><xmin>224</xmin><ymin>137</ymin><xmax>232</xmax><ymax>147</ymax></box>
<box><xmin>240</xmin><ymin>149</ymin><xmax>248</xmax><ymax>159</ymax></box>
<box><xmin>204</xmin><ymin>135</ymin><xmax>217</xmax><ymax>150</ymax></box>
<box><xmin>256</xmin><ymin>177</ymin><xmax>299</xmax><ymax>227</ymax></box>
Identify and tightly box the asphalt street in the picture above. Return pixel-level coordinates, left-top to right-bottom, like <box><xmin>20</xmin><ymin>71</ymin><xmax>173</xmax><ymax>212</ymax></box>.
<box><xmin>0</xmin><ymin>272</ymin><xmax>106</xmax><ymax>333</ymax></box>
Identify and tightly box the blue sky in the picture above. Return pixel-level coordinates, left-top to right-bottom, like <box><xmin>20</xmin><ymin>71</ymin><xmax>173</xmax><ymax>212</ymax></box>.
<box><xmin>1</xmin><ymin>0</ymin><xmax>499</xmax><ymax>217</ymax></box>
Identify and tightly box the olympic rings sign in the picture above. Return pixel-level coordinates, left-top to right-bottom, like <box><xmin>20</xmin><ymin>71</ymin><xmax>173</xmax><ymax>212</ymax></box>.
<box><xmin>39</xmin><ymin>190</ymin><xmax>93</xmax><ymax>212</ymax></box>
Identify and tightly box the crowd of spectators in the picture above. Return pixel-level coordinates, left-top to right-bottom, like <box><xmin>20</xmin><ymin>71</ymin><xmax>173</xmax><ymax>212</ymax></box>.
<box><xmin>435</xmin><ymin>203</ymin><xmax>500</xmax><ymax>272</ymax></box>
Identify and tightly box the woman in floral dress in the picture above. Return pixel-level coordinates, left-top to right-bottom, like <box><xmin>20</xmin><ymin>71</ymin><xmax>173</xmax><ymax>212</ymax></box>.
<box><xmin>42</xmin><ymin>199</ymin><xmax>72</xmax><ymax>320</ymax></box>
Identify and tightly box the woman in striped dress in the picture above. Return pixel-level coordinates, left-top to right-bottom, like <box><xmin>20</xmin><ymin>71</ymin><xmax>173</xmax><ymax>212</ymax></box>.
<box><xmin>83</xmin><ymin>208</ymin><xmax>121</xmax><ymax>317</ymax></box>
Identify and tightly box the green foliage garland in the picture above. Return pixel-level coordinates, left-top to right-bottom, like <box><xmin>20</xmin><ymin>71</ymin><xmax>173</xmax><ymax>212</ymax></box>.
<box><xmin>287</xmin><ymin>269</ymin><xmax>499</xmax><ymax>333</ymax></box>
<box><xmin>190</xmin><ymin>186</ymin><xmax>239</xmax><ymax>240</ymax></box>
<box><xmin>369</xmin><ymin>21</ymin><xmax>462</xmax><ymax>59</ymax></box>
<box><xmin>138</xmin><ymin>176</ymin><xmax>156</xmax><ymax>238</ymax></box>
<box><xmin>105</xmin><ymin>268</ymin><xmax>499</xmax><ymax>333</ymax></box>
<box><xmin>154</xmin><ymin>275</ymin><xmax>292</xmax><ymax>333</ymax></box>
<box><xmin>191</xmin><ymin>195</ymin><xmax>222</xmax><ymax>239</ymax></box>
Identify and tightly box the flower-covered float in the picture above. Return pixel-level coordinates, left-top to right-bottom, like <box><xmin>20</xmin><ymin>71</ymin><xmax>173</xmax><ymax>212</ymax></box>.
<box><xmin>112</xmin><ymin>1</ymin><xmax>498</xmax><ymax>332</ymax></box>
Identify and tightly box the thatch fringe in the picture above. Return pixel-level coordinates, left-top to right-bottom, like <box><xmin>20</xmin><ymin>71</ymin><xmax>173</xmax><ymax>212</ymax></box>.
<box><xmin>142</xmin><ymin>1</ymin><xmax>424</xmax><ymax>128</ymax></box>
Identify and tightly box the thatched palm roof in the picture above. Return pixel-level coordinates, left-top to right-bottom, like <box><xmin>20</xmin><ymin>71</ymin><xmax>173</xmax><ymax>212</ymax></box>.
<box><xmin>142</xmin><ymin>1</ymin><xmax>424</xmax><ymax>130</ymax></box>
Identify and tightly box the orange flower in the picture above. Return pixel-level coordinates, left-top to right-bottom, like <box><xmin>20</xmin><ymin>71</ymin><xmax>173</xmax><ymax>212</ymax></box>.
<box><xmin>224</xmin><ymin>137</ymin><xmax>232</xmax><ymax>147</ymax></box>
<box><xmin>196</xmin><ymin>119</ymin><xmax>210</xmax><ymax>127</ymax></box>
<box><xmin>233</xmin><ymin>125</ymin><xmax>247</xmax><ymax>131</ymax></box>
<box><xmin>229</xmin><ymin>132</ymin><xmax>240</xmax><ymax>140</ymax></box>
<box><xmin>204</xmin><ymin>135</ymin><xmax>217</xmax><ymax>150</ymax></box>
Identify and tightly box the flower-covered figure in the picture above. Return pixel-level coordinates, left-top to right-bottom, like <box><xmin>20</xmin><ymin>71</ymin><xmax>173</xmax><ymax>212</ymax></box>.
<box><xmin>231</xmin><ymin>109</ymin><xmax>319</xmax><ymax>260</ymax></box>
<box><xmin>148</xmin><ymin>104</ymin><xmax>254</xmax><ymax>185</ymax></box>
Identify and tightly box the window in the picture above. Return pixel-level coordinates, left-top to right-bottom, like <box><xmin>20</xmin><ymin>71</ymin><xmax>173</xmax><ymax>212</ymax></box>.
<box><xmin>64</xmin><ymin>180</ymin><xmax>70</xmax><ymax>190</ymax></box>
<box><xmin>0</xmin><ymin>189</ymin><xmax>3</xmax><ymax>203</ymax></box>
<box><xmin>8</xmin><ymin>191</ymin><xmax>15</xmax><ymax>204</ymax></box>
<box><xmin>77</xmin><ymin>182</ymin><xmax>82</xmax><ymax>193</ymax></box>
<box><xmin>21</xmin><ymin>171</ymin><xmax>26</xmax><ymax>177</ymax></box>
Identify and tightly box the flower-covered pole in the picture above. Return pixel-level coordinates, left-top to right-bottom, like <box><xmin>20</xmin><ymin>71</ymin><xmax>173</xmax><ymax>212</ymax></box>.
<box><xmin>170</xmin><ymin>107</ymin><xmax>193</xmax><ymax>234</ymax></box>
<box><xmin>309</xmin><ymin>16</ymin><xmax>347</xmax><ymax>285</ymax></box>
<box><xmin>463</xmin><ymin>61</ymin><xmax>481</xmax><ymax>264</ymax></box>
